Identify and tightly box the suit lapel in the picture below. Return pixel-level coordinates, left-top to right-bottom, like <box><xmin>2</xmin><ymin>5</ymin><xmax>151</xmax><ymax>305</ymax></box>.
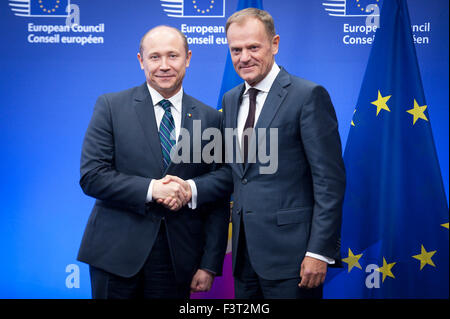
<box><xmin>243</xmin><ymin>68</ymin><xmax>291</xmax><ymax>175</ymax></box>
<box><xmin>228</xmin><ymin>84</ymin><xmax>246</xmax><ymax>178</ymax></box>
<box><xmin>180</xmin><ymin>93</ymin><xmax>195</xmax><ymax>138</ymax></box>
<box><xmin>133</xmin><ymin>83</ymin><xmax>165</xmax><ymax>175</ymax></box>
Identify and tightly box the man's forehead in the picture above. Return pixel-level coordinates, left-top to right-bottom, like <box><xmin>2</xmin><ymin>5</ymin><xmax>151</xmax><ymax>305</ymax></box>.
<box><xmin>229</xmin><ymin>16</ymin><xmax>263</xmax><ymax>30</ymax></box>
<box><xmin>145</xmin><ymin>27</ymin><xmax>179</xmax><ymax>42</ymax></box>
<box><xmin>227</xmin><ymin>23</ymin><xmax>270</xmax><ymax>43</ymax></box>
<box><xmin>142</xmin><ymin>28</ymin><xmax>184</xmax><ymax>52</ymax></box>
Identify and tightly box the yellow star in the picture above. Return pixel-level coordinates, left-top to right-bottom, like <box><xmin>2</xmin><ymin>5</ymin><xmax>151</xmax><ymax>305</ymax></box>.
<box><xmin>371</xmin><ymin>90</ymin><xmax>391</xmax><ymax>116</ymax></box>
<box><xmin>376</xmin><ymin>257</ymin><xmax>396</xmax><ymax>282</ymax></box>
<box><xmin>441</xmin><ymin>223</ymin><xmax>449</xmax><ymax>229</ymax></box>
<box><xmin>412</xmin><ymin>245</ymin><xmax>436</xmax><ymax>270</ymax></box>
<box><xmin>406</xmin><ymin>99</ymin><xmax>428</xmax><ymax>125</ymax></box>
<box><xmin>342</xmin><ymin>248</ymin><xmax>363</xmax><ymax>272</ymax></box>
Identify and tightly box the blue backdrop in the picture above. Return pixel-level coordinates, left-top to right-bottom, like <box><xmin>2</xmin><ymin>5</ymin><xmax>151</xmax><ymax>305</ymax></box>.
<box><xmin>0</xmin><ymin>0</ymin><xmax>447</xmax><ymax>298</ymax></box>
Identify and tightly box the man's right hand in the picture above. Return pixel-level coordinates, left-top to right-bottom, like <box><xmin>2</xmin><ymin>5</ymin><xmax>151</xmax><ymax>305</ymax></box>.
<box><xmin>155</xmin><ymin>175</ymin><xmax>192</xmax><ymax>211</ymax></box>
<box><xmin>152</xmin><ymin>177</ymin><xmax>189</xmax><ymax>211</ymax></box>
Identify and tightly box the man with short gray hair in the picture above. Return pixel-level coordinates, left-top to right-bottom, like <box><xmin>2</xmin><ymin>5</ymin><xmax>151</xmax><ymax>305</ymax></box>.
<box><xmin>170</xmin><ymin>8</ymin><xmax>346</xmax><ymax>299</ymax></box>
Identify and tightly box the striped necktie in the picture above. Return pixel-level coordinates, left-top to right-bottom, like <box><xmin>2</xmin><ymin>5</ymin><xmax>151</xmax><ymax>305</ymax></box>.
<box><xmin>158</xmin><ymin>99</ymin><xmax>176</xmax><ymax>169</ymax></box>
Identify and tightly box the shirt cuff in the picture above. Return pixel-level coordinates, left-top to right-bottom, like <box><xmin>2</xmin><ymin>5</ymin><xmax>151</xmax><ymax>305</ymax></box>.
<box><xmin>187</xmin><ymin>179</ymin><xmax>198</xmax><ymax>210</ymax></box>
<box><xmin>146</xmin><ymin>179</ymin><xmax>155</xmax><ymax>203</ymax></box>
<box><xmin>305</xmin><ymin>252</ymin><xmax>335</xmax><ymax>265</ymax></box>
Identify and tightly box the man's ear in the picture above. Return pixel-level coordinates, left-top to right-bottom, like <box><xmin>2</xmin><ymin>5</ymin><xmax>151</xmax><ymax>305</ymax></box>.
<box><xmin>185</xmin><ymin>50</ymin><xmax>192</xmax><ymax>68</ymax></box>
<box><xmin>271</xmin><ymin>35</ymin><xmax>280</xmax><ymax>55</ymax></box>
<box><xmin>137</xmin><ymin>52</ymin><xmax>144</xmax><ymax>70</ymax></box>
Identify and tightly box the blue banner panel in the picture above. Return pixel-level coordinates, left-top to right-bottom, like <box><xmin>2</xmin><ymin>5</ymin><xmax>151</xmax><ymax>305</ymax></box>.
<box><xmin>0</xmin><ymin>0</ymin><xmax>447</xmax><ymax>298</ymax></box>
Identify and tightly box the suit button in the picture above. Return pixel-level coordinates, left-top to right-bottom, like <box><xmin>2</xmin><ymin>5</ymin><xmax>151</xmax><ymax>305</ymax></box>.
<box><xmin>242</xmin><ymin>178</ymin><xmax>248</xmax><ymax>184</ymax></box>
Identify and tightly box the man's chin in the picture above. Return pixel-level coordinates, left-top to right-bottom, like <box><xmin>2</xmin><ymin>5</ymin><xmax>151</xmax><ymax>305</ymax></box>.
<box><xmin>241</xmin><ymin>75</ymin><xmax>260</xmax><ymax>86</ymax></box>
<box><xmin>154</xmin><ymin>84</ymin><xmax>180</xmax><ymax>98</ymax></box>
<box><xmin>156</xmin><ymin>83</ymin><xmax>177</xmax><ymax>92</ymax></box>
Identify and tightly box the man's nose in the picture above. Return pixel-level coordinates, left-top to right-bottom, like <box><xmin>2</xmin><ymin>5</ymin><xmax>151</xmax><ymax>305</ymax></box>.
<box><xmin>159</xmin><ymin>57</ymin><xmax>170</xmax><ymax>70</ymax></box>
<box><xmin>240</xmin><ymin>49</ymin><xmax>251</xmax><ymax>63</ymax></box>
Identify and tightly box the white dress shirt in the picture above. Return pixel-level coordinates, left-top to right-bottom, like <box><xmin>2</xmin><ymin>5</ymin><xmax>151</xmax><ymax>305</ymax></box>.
<box><xmin>148</xmin><ymin>84</ymin><xmax>183</xmax><ymax>141</ymax></box>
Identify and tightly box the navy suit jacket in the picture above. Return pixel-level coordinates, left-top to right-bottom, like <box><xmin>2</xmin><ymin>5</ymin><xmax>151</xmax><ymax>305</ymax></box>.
<box><xmin>193</xmin><ymin>68</ymin><xmax>346</xmax><ymax>280</ymax></box>
<box><xmin>77</xmin><ymin>83</ymin><xmax>230</xmax><ymax>284</ymax></box>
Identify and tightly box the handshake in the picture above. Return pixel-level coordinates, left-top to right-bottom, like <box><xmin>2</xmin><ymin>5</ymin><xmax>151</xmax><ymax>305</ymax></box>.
<box><xmin>152</xmin><ymin>175</ymin><xmax>192</xmax><ymax>211</ymax></box>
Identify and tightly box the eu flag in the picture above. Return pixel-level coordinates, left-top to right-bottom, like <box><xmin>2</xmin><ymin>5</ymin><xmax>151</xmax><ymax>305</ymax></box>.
<box><xmin>183</xmin><ymin>0</ymin><xmax>225</xmax><ymax>17</ymax></box>
<box><xmin>325</xmin><ymin>0</ymin><xmax>449</xmax><ymax>298</ymax></box>
<box><xmin>30</xmin><ymin>0</ymin><xmax>69</xmax><ymax>16</ymax></box>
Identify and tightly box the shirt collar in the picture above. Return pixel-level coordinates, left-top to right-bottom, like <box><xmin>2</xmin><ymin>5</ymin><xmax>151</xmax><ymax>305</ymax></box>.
<box><xmin>244</xmin><ymin>61</ymin><xmax>280</xmax><ymax>95</ymax></box>
<box><xmin>146</xmin><ymin>83</ymin><xmax>183</xmax><ymax>114</ymax></box>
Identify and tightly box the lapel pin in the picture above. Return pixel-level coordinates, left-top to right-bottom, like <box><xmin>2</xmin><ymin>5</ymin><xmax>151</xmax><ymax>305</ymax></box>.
<box><xmin>187</xmin><ymin>113</ymin><xmax>192</xmax><ymax>118</ymax></box>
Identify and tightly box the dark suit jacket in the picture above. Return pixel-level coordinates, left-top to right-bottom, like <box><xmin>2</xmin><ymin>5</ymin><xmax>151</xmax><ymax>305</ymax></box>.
<box><xmin>77</xmin><ymin>83</ymin><xmax>230</xmax><ymax>284</ymax></box>
<box><xmin>193</xmin><ymin>68</ymin><xmax>346</xmax><ymax>280</ymax></box>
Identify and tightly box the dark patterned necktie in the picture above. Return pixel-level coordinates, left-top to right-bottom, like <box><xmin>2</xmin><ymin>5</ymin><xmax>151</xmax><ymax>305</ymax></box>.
<box><xmin>242</xmin><ymin>88</ymin><xmax>259</xmax><ymax>163</ymax></box>
<box><xmin>158</xmin><ymin>99</ymin><xmax>176</xmax><ymax>169</ymax></box>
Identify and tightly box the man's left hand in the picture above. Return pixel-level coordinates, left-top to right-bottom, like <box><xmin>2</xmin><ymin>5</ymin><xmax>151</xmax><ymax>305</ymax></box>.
<box><xmin>190</xmin><ymin>269</ymin><xmax>214</xmax><ymax>293</ymax></box>
<box><xmin>299</xmin><ymin>256</ymin><xmax>327</xmax><ymax>289</ymax></box>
